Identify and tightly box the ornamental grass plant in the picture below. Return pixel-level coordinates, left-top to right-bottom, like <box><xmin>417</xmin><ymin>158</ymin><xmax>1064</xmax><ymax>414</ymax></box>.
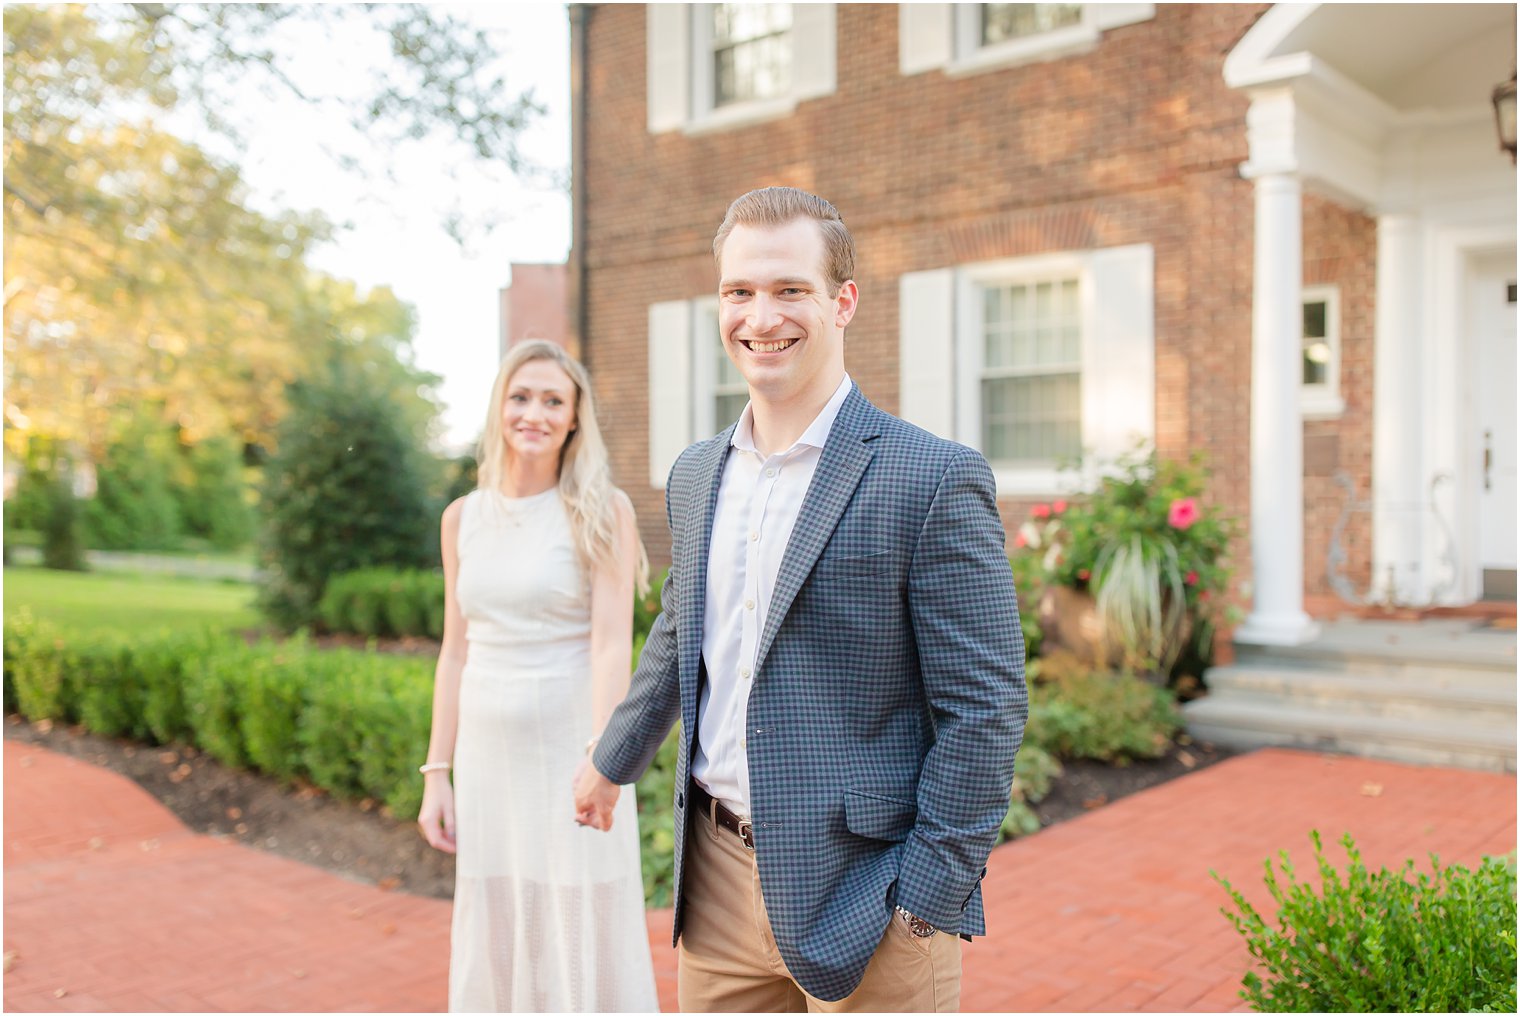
<box><xmin>1010</xmin><ymin>446</ymin><xmax>1240</xmax><ymax>679</ymax></box>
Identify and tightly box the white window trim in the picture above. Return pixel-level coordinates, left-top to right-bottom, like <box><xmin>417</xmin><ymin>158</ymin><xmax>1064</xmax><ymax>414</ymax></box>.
<box><xmin>1300</xmin><ymin>283</ymin><xmax>1345</xmax><ymax>419</ymax></box>
<box><xmin>950</xmin><ymin>4</ymin><xmax>1100</xmax><ymax>75</ymax></box>
<box><xmin>957</xmin><ymin>253</ymin><xmax>1089</xmax><ymax>495</ymax></box>
<box><xmin>649</xmin><ymin>4</ymin><xmax>836</xmax><ymax>136</ymax></box>
<box><xmin>899</xmin><ymin>245</ymin><xmax>1155</xmax><ymax>499</ymax></box>
<box><xmin>900</xmin><ymin>4</ymin><xmax>1154</xmax><ymax>78</ymax></box>
<box><xmin>690</xmin><ymin>296</ymin><xmax>728</xmax><ymax>437</ymax></box>
<box><xmin>687</xmin><ymin>5</ymin><xmax>793</xmax><ymax>132</ymax></box>
<box><xmin>649</xmin><ymin>295</ymin><xmax>738</xmax><ymax>488</ymax></box>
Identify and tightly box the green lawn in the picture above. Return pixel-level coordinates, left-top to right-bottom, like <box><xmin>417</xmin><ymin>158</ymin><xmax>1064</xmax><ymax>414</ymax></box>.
<box><xmin>3</xmin><ymin>566</ymin><xmax>260</xmax><ymax>636</ymax></box>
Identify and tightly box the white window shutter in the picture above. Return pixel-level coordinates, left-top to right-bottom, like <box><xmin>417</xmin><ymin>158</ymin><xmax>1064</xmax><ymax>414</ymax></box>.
<box><xmin>1083</xmin><ymin>244</ymin><xmax>1155</xmax><ymax>466</ymax></box>
<box><xmin>898</xmin><ymin>269</ymin><xmax>956</xmax><ymax>440</ymax></box>
<box><xmin>648</xmin><ymin>301</ymin><xmax>694</xmax><ymax>487</ymax></box>
<box><xmin>899</xmin><ymin>4</ymin><xmax>954</xmax><ymax>75</ymax></box>
<box><xmin>647</xmin><ymin>5</ymin><xmax>691</xmax><ymax>133</ymax></box>
<box><xmin>791</xmin><ymin>5</ymin><xmax>837</xmax><ymax>101</ymax></box>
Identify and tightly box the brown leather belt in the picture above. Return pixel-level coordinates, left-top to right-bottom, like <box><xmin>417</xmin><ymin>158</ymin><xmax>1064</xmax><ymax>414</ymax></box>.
<box><xmin>690</xmin><ymin>781</ymin><xmax>754</xmax><ymax>849</ymax></box>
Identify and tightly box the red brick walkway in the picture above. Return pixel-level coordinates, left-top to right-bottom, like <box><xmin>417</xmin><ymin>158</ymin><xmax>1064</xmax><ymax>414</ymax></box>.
<box><xmin>5</xmin><ymin>741</ymin><xmax>1514</xmax><ymax>1012</ymax></box>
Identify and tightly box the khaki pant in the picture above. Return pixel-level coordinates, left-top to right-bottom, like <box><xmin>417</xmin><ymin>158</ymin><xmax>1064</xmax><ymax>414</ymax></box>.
<box><xmin>677</xmin><ymin>800</ymin><xmax>962</xmax><ymax>1013</ymax></box>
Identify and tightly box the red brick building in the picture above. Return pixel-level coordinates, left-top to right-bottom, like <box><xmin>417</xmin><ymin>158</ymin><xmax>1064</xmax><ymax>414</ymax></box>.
<box><xmin>499</xmin><ymin>262</ymin><xmax>571</xmax><ymax>357</ymax></box>
<box><xmin>570</xmin><ymin>3</ymin><xmax>1516</xmax><ymax>642</ymax></box>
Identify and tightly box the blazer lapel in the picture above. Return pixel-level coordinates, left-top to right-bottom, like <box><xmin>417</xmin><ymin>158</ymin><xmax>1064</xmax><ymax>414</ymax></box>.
<box><xmin>752</xmin><ymin>387</ymin><xmax>879</xmax><ymax>678</ymax></box>
<box><xmin>679</xmin><ymin>427</ymin><xmax>733</xmax><ymax>688</ymax></box>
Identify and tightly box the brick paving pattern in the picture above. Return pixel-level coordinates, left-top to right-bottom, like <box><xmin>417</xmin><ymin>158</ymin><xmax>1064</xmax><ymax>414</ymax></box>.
<box><xmin>5</xmin><ymin>740</ymin><xmax>1514</xmax><ymax>1012</ymax></box>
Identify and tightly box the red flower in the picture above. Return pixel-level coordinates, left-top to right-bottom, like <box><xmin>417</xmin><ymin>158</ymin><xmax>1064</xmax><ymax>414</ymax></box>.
<box><xmin>1032</xmin><ymin>503</ymin><xmax>1052</xmax><ymax>519</ymax></box>
<box><xmin>1077</xmin><ymin>568</ymin><xmax>1090</xmax><ymax>581</ymax></box>
<box><xmin>1185</xmin><ymin>570</ymin><xmax>1199</xmax><ymax>586</ymax></box>
<box><xmin>1052</xmin><ymin>499</ymin><xmax>1068</xmax><ymax>514</ymax></box>
<box><xmin>1168</xmin><ymin>497</ymin><xmax>1200</xmax><ymax>530</ymax></box>
<box><xmin>1013</xmin><ymin>532</ymin><xmax>1027</xmax><ymax>548</ymax></box>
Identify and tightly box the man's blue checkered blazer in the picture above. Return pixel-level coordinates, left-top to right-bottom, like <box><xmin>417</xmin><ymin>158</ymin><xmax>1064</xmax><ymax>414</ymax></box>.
<box><xmin>595</xmin><ymin>384</ymin><xmax>1027</xmax><ymax>1003</ymax></box>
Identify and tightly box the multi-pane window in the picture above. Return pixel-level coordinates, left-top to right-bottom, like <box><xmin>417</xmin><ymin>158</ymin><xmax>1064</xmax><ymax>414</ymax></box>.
<box><xmin>1301</xmin><ymin>296</ymin><xmax>1331</xmax><ymax>386</ymax></box>
<box><xmin>980</xmin><ymin>277</ymin><xmax>1082</xmax><ymax>465</ymax></box>
<box><xmin>699</xmin><ymin>303</ymin><xmax>750</xmax><ymax>427</ymax></box>
<box><xmin>714</xmin><ymin>351</ymin><xmax>749</xmax><ymax>427</ymax></box>
<box><xmin>980</xmin><ymin>3</ymin><xmax>1083</xmax><ymax>46</ymax></box>
<box><xmin>712</xmin><ymin>4</ymin><xmax>792</xmax><ymax>108</ymax></box>
<box><xmin>1300</xmin><ymin>285</ymin><xmax>1341</xmax><ymax>416</ymax></box>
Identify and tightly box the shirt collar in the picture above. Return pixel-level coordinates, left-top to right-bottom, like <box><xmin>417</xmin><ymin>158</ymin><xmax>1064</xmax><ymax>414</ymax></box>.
<box><xmin>731</xmin><ymin>373</ymin><xmax>854</xmax><ymax>457</ymax></box>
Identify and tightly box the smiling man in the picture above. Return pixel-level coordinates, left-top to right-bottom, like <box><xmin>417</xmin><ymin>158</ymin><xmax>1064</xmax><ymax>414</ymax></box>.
<box><xmin>574</xmin><ymin>187</ymin><xmax>1027</xmax><ymax>1012</ymax></box>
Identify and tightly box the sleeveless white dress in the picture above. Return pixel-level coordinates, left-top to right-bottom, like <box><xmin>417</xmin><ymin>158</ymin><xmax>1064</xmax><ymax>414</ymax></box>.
<box><xmin>450</xmin><ymin>488</ymin><xmax>658</xmax><ymax>1012</ymax></box>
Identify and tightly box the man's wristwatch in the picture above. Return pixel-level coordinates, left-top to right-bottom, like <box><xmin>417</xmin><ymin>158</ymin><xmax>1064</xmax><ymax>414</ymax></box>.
<box><xmin>894</xmin><ymin>904</ymin><xmax>938</xmax><ymax>938</ymax></box>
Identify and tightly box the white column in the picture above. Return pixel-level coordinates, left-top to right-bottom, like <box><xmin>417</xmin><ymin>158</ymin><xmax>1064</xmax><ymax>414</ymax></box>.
<box><xmin>1238</xmin><ymin>172</ymin><xmax>1319</xmax><ymax>645</ymax></box>
<box><xmin>1371</xmin><ymin>214</ymin><xmax>1423</xmax><ymax>604</ymax></box>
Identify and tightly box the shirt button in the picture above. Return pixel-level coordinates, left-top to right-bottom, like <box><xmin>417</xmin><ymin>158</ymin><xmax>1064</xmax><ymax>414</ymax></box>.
<box><xmin>765</xmin><ymin>468</ymin><xmax>776</xmax><ymax>478</ymax></box>
<box><xmin>749</xmin><ymin>530</ymin><xmax>759</xmax><ymax>542</ymax></box>
<box><xmin>745</xmin><ymin>599</ymin><xmax>755</xmax><ymax>610</ymax></box>
<box><xmin>741</xmin><ymin>738</ymin><xmax>748</xmax><ymax>750</ymax></box>
<box><xmin>740</xmin><ymin>666</ymin><xmax>751</xmax><ymax>679</ymax></box>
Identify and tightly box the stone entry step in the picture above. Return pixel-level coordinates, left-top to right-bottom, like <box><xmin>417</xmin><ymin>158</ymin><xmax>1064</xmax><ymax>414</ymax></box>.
<box><xmin>1185</xmin><ymin>698</ymin><xmax>1517</xmax><ymax>773</ymax></box>
<box><xmin>1190</xmin><ymin>619</ymin><xmax>1517</xmax><ymax>774</ymax></box>
<box><xmin>1200</xmin><ymin>665</ymin><xmax>1515</xmax><ymax>723</ymax></box>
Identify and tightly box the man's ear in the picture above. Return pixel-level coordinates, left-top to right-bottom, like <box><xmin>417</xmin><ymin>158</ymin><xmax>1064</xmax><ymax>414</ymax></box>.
<box><xmin>834</xmin><ymin>280</ymin><xmax>859</xmax><ymax>329</ymax></box>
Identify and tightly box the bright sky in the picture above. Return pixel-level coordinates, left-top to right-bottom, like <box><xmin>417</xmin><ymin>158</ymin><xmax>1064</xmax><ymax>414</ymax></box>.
<box><xmin>236</xmin><ymin>3</ymin><xmax>572</xmax><ymax>452</ymax></box>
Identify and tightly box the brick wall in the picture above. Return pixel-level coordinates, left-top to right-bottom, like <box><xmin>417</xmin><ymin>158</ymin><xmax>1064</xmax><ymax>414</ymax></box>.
<box><xmin>578</xmin><ymin>3</ymin><xmax>1377</xmax><ymax>622</ymax></box>
<box><xmin>1302</xmin><ymin>195</ymin><xmax>1377</xmax><ymax>601</ymax></box>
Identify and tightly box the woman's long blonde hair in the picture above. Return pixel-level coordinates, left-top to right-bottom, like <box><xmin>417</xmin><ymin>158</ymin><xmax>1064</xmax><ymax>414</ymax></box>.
<box><xmin>477</xmin><ymin>340</ymin><xmax>649</xmax><ymax>596</ymax></box>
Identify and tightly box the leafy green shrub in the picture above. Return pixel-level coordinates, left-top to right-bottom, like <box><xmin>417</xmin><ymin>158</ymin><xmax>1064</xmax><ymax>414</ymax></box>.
<box><xmin>5</xmin><ymin>616</ymin><xmax>436</xmax><ymax>819</ymax></box>
<box><xmin>381</xmin><ymin>572</ymin><xmax>425</xmax><ymax>638</ymax></box>
<box><xmin>3</xmin><ymin>609</ymin><xmax>45</xmax><ymax>710</ymax></box>
<box><xmin>176</xmin><ymin>435</ymin><xmax>254</xmax><ymax>550</ymax></box>
<box><xmin>999</xmin><ymin>743</ymin><xmax>1062</xmax><ymax>841</ymax></box>
<box><xmin>1215</xmin><ymin>832</ymin><xmax>1517</xmax><ymax>1013</ymax></box>
<box><xmin>635</xmin><ymin>725</ymin><xmax>681</xmax><ymax>907</ymax></box>
<box><xmin>74</xmin><ymin>639</ymin><xmax>147</xmax><ymax>740</ymax></box>
<box><xmin>87</xmin><ymin>419</ymin><xmax>183</xmax><ymax>551</ymax></box>
<box><xmin>1027</xmin><ymin>667</ymin><xmax>1180</xmax><ymax>762</ymax></box>
<box><xmin>40</xmin><ymin>471</ymin><xmax>89</xmax><ymax>572</ymax></box>
<box><xmin>184</xmin><ymin>642</ymin><xmax>254</xmax><ymax>768</ymax></box>
<box><xmin>137</xmin><ymin>632</ymin><xmax>212</xmax><ymax>745</ymax></box>
<box><xmin>318</xmin><ymin>567</ymin><xmax>444</xmax><ymax>639</ymax></box>
<box><xmin>633</xmin><ymin>569</ymin><xmax>668</xmax><ymax>646</ymax></box>
<box><xmin>257</xmin><ymin>367</ymin><xmax>438</xmax><ymax>630</ymax></box>
<box><xmin>239</xmin><ymin>642</ymin><xmax>312</xmax><ymax>782</ymax></box>
<box><xmin>9</xmin><ymin>620</ymin><xmax>79</xmax><ymax>722</ymax></box>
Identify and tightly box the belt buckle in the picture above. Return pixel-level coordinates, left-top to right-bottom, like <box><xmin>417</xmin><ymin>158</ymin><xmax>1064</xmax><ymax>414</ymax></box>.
<box><xmin>735</xmin><ymin>817</ymin><xmax>754</xmax><ymax>850</ymax></box>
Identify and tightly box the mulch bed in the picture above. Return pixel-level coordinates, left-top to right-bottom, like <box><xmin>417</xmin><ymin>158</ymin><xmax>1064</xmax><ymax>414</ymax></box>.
<box><xmin>3</xmin><ymin>714</ymin><xmax>1233</xmax><ymax>901</ymax></box>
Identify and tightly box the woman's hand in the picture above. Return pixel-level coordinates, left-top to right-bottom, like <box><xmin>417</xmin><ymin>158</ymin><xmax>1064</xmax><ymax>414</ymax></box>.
<box><xmin>417</xmin><ymin>773</ymin><xmax>458</xmax><ymax>853</ymax></box>
<box><xmin>573</xmin><ymin>757</ymin><xmax>620</xmax><ymax>831</ymax></box>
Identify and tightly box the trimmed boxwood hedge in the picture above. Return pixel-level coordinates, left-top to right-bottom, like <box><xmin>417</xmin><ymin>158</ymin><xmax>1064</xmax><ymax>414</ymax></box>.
<box><xmin>4</xmin><ymin>610</ymin><xmax>432</xmax><ymax>821</ymax></box>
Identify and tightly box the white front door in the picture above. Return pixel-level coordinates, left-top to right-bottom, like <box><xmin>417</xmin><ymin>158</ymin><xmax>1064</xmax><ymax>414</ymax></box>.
<box><xmin>1473</xmin><ymin>250</ymin><xmax>1517</xmax><ymax>598</ymax></box>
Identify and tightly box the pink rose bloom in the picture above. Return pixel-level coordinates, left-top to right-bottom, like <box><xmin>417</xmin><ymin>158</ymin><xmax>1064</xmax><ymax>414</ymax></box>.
<box><xmin>1168</xmin><ymin>497</ymin><xmax>1200</xmax><ymax>530</ymax></box>
<box><xmin>1052</xmin><ymin>499</ymin><xmax>1068</xmax><ymax>514</ymax></box>
<box><xmin>1013</xmin><ymin>532</ymin><xmax>1027</xmax><ymax>548</ymax></box>
<box><xmin>1032</xmin><ymin>503</ymin><xmax>1052</xmax><ymax>519</ymax></box>
<box><xmin>1185</xmin><ymin>570</ymin><xmax>1199</xmax><ymax>585</ymax></box>
<box><xmin>1077</xmin><ymin>568</ymin><xmax>1090</xmax><ymax>581</ymax></box>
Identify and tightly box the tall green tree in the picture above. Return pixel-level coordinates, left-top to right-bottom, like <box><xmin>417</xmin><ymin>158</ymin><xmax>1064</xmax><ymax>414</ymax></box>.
<box><xmin>3</xmin><ymin>3</ymin><xmax>539</xmax><ymax>460</ymax></box>
<box><xmin>86</xmin><ymin>416</ymin><xmax>183</xmax><ymax>551</ymax></box>
<box><xmin>258</xmin><ymin>361</ymin><xmax>439</xmax><ymax>631</ymax></box>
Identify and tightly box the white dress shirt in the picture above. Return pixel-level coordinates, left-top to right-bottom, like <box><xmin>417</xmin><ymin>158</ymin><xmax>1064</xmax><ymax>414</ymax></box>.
<box><xmin>692</xmin><ymin>373</ymin><xmax>854</xmax><ymax>818</ymax></box>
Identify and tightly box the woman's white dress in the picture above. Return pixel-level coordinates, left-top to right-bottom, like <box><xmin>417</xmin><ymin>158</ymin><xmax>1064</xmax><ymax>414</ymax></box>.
<box><xmin>450</xmin><ymin>488</ymin><xmax>658</xmax><ymax>1012</ymax></box>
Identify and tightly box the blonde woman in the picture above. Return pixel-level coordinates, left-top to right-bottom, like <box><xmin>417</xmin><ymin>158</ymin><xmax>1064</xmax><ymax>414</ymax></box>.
<box><xmin>417</xmin><ymin>341</ymin><xmax>658</xmax><ymax>1012</ymax></box>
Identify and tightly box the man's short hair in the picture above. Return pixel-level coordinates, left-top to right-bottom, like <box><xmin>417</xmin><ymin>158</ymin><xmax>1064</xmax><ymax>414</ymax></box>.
<box><xmin>712</xmin><ymin>187</ymin><xmax>856</xmax><ymax>296</ymax></box>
